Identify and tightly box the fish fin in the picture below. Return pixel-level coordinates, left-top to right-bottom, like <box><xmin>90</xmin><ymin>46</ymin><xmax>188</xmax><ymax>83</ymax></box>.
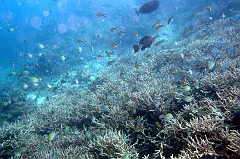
<box><xmin>133</xmin><ymin>45</ymin><xmax>139</xmax><ymax>53</ymax></box>
<box><xmin>135</xmin><ymin>9</ymin><xmax>139</xmax><ymax>16</ymax></box>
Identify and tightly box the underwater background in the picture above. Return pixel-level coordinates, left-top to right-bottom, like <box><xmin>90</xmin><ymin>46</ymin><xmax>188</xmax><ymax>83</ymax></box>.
<box><xmin>0</xmin><ymin>0</ymin><xmax>240</xmax><ymax>158</ymax></box>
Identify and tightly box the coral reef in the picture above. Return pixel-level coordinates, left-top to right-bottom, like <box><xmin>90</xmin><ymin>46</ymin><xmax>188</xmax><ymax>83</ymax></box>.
<box><xmin>1</xmin><ymin>17</ymin><xmax>240</xmax><ymax>158</ymax></box>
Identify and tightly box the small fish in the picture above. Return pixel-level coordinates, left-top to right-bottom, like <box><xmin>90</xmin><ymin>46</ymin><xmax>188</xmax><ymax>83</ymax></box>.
<box><xmin>47</xmin><ymin>131</ymin><xmax>56</xmax><ymax>141</ymax></box>
<box><xmin>183</xmin><ymin>96</ymin><xmax>192</xmax><ymax>102</ymax></box>
<box><xmin>133</xmin><ymin>31</ymin><xmax>138</xmax><ymax>38</ymax></box>
<box><xmin>151</xmin><ymin>34</ymin><xmax>160</xmax><ymax>42</ymax></box>
<box><xmin>182</xmin><ymin>85</ymin><xmax>191</xmax><ymax>92</ymax></box>
<box><xmin>22</xmin><ymin>83</ymin><xmax>28</xmax><ymax>89</ymax></box>
<box><xmin>90</xmin><ymin>41</ymin><xmax>94</xmax><ymax>52</ymax></box>
<box><xmin>52</xmin><ymin>86</ymin><xmax>58</xmax><ymax>92</ymax></box>
<box><xmin>155</xmin><ymin>24</ymin><xmax>164</xmax><ymax>30</ymax></box>
<box><xmin>78</xmin><ymin>47</ymin><xmax>82</xmax><ymax>53</ymax></box>
<box><xmin>8</xmin><ymin>72</ymin><xmax>16</xmax><ymax>76</ymax></box>
<box><xmin>206</xmin><ymin>6</ymin><xmax>212</xmax><ymax>11</ymax></box>
<box><xmin>207</xmin><ymin>60</ymin><xmax>215</xmax><ymax>70</ymax></box>
<box><xmin>155</xmin><ymin>39</ymin><xmax>165</xmax><ymax>46</ymax></box>
<box><xmin>28</xmin><ymin>77</ymin><xmax>39</xmax><ymax>83</ymax></box>
<box><xmin>96</xmin><ymin>34</ymin><xmax>100</xmax><ymax>38</ymax></box>
<box><xmin>35</xmin><ymin>63</ymin><xmax>40</xmax><ymax>69</ymax></box>
<box><xmin>2</xmin><ymin>101</ymin><xmax>8</xmax><ymax>106</ymax></box>
<box><xmin>14</xmin><ymin>147</ymin><xmax>27</xmax><ymax>157</ymax></box>
<box><xmin>192</xmin><ymin>9</ymin><xmax>200</xmax><ymax>17</ymax></box>
<box><xmin>46</xmin><ymin>83</ymin><xmax>52</xmax><ymax>88</ymax></box>
<box><xmin>18</xmin><ymin>70</ymin><xmax>29</xmax><ymax>78</ymax></box>
<box><xmin>27</xmin><ymin>53</ymin><xmax>33</xmax><ymax>58</ymax></box>
<box><xmin>110</xmin><ymin>26</ymin><xmax>117</xmax><ymax>32</ymax></box>
<box><xmin>107</xmin><ymin>60</ymin><xmax>115</xmax><ymax>66</ymax></box>
<box><xmin>60</xmin><ymin>55</ymin><xmax>66</xmax><ymax>61</ymax></box>
<box><xmin>105</xmin><ymin>50</ymin><xmax>114</xmax><ymax>57</ymax></box>
<box><xmin>199</xmin><ymin>22</ymin><xmax>208</xmax><ymax>30</ymax></box>
<box><xmin>164</xmin><ymin>113</ymin><xmax>173</xmax><ymax>121</ymax></box>
<box><xmin>201</xmin><ymin>33</ymin><xmax>209</xmax><ymax>39</ymax></box>
<box><xmin>77</xmin><ymin>39</ymin><xmax>84</xmax><ymax>44</ymax></box>
<box><xmin>119</xmin><ymin>71</ymin><xmax>124</xmax><ymax>76</ymax></box>
<box><xmin>24</xmin><ymin>39</ymin><xmax>27</xmax><ymax>44</ymax></box>
<box><xmin>183</xmin><ymin>27</ymin><xmax>193</xmax><ymax>35</ymax></box>
<box><xmin>111</xmin><ymin>42</ymin><xmax>118</xmax><ymax>47</ymax></box>
<box><xmin>118</xmin><ymin>30</ymin><xmax>126</xmax><ymax>37</ymax></box>
<box><xmin>38</xmin><ymin>43</ymin><xmax>44</xmax><ymax>49</ymax></box>
<box><xmin>167</xmin><ymin>15</ymin><xmax>174</xmax><ymax>24</ymax></box>
<box><xmin>9</xmin><ymin>60</ymin><xmax>14</xmax><ymax>68</ymax></box>
<box><xmin>135</xmin><ymin>63</ymin><xmax>141</xmax><ymax>68</ymax></box>
<box><xmin>61</xmin><ymin>79</ymin><xmax>67</xmax><ymax>83</ymax></box>
<box><xmin>221</xmin><ymin>12</ymin><xmax>225</xmax><ymax>19</ymax></box>
<box><xmin>155</xmin><ymin>121</ymin><xmax>161</xmax><ymax>127</ymax></box>
<box><xmin>152</xmin><ymin>20</ymin><xmax>160</xmax><ymax>28</ymax></box>
<box><xmin>7</xmin><ymin>27</ymin><xmax>17</xmax><ymax>32</ymax></box>
<box><xmin>96</xmin><ymin>12</ymin><xmax>107</xmax><ymax>18</ymax></box>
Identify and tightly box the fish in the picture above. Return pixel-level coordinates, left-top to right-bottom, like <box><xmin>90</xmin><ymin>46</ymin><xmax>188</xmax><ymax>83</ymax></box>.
<box><xmin>135</xmin><ymin>0</ymin><xmax>160</xmax><ymax>16</ymax></box>
<box><xmin>38</xmin><ymin>43</ymin><xmax>44</xmax><ymax>49</ymax></box>
<box><xmin>199</xmin><ymin>22</ymin><xmax>208</xmax><ymax>30</ymax></box>
<box><xmin>152</xmin><ymin>20</ymin><xmax>160</xmax><ymax>28</ymax></box>
<box><xmin>182</xmin><ymin>85</ymin><xmax>191</xmax><ymax>92</ymax></box>
<box><xmin>90</xmin><ymin>41</ymin><xmax>94</xmax><ymax>52</ymax></box>
<box><xmin>164</xmin><ymin>113</ymin><xmax>173</xmax><ymax>121</ymax></box>
<box><xmin>60</xmin><ymin>55</ymin><xmax>66</xmax><ymax>61</ymax></box>
<box><xmin>96</xmin><ymin>12</ymin><xmax>107</xmax><ymax>18</ymax></box>
<box><xmin>35</xmin><ymin>63</ymin><xmax>40</xmax><ymax>69</ymax></box>
<box><xmin>133</xmin><ymin>31</ymin><xmax>138</xmax><ymax>38</ymax></box>
<box><xmin>8</xmin><ymin>72</ymin><xmax>16</xmax><ymax>76</ymax></box>
<box><xmin>9</xmin><ymin>60</ymin><xmax>14</xmax><ymax>68</ymax></box>
<box><xmin>155</xmin><ymin>39</ymin><xmax>165</xmax><ymax>46</ymax></box>
<box><xmin>77</xmin><ymin>39</ymin><xmax>84</xmax><ymax>44</ymax></box>
<box><xmin>120</xmin><ymin>71</ymin><xmax>124</xmax><ymax>76</ymax></box>
<box><xmin>110</xmin><ymin>27</ymin><xmax>117</xmax><ymax>32</ymax></box>
<box><xmin>47</xmin><ymin>131</ymin><xmax>56</xmax><ymax>141</ymax></box>
<box><xmin>105</xmin><ymin>51</ymin><xmax>114</xmax><ymax>57</ymax></box>
<box><xmin>183</xmin><ymin>27</ymin><xmax>193</xmax><ymax>35</ymax></box>
<box><xmin>133</xmin><ymin>35</ymin><xmax>153</xmax><ymax>53</ymax></box>
<box><xmin>17</xmin><ymin>70</ymin><xmax>29</xmax><ymax>78</ymax></box>
<box><xmin>22</xmin><ymin>83</ymin><xmax>28</xmax><ymax>89</ymax></box>
<box><xmin>155</xmin><ymin>24</ymin><xmax>164</xmax><ymax>30</ymax></box>
<box><xmin>183</xmin><ymin>96</ymin><xmax>192</xmax><ymax>102</ymax></box>
<box><xmin>78</xmin><ymin>47</ymin><xmax>82</xmax><ymax>53</ymax></box>
<box><xmin>206</xmin><ymin>6</ymin><xmax>212</xmax><ymax>11</ymax></box>
<box><xmin>28</xmin><ymin>77</ymin><xmax>39</xmax><ymax>83</ymax></box>
<box><xmin>111</xmin><ymin>42</ymin><xmax>118</xmax><ymax>47</ymax></box>
<box><xmin>118</xmin><ymin>30</ymin><xmax>126</xmax><ymax>37</ymax></box>
<box><xmin>192</xmin><ymin>9</ymin><xmax>200</xmax><ymax>17</ymax></box>
<box><xmin>135</xmin><ymin>63</ymin><xmax>141</xmax><ymax>68</ymax></box>
<box><xmin>167</xmin><ymin>15</ymin><xmax>174</xmax><ymax>24</ymax></box>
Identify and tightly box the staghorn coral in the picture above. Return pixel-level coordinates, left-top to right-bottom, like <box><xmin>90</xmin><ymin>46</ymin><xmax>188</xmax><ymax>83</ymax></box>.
<box><xmin>88</xmin><ymin>129</ymin><xmax>139</xmax><ymax>158</ymax></box>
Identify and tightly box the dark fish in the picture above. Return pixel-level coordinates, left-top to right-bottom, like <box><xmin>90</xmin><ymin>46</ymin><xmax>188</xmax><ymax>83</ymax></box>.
<box><xmin>135</xmin><ymin>0</ymin><xmax>159</xmax><ymax>16</ymax></box>
<box><xmin>133</xmin><ymin>36</ymin><xmax>153</xmax><ymax>53</ymax></box>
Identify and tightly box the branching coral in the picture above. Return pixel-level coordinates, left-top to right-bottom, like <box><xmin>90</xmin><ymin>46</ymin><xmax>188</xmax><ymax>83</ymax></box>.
<box><xmin>88</xmin><ymin>129</ymin><xmax>139</xmax><ymax>158</ymax></box>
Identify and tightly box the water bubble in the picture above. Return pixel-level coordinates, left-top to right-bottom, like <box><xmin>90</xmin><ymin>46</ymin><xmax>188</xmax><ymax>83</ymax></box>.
<box><xmin>58</xmin><ymin>24</ymin><xmax>67</xmax><ymax>34</ymax></box>
<box><xmin>30</xmin><ymin>16</ymin><xmax>42</xmax><ymax>28</ymax></box>
<box><xmin>67</xmin><ymin>15</ymin><xmax>82</xmax><ymax>31</ymax></box>
<box><xmin>43</xmin><ymin>10</ymin><xmax>50</xmax><ymax>17</ymax></box>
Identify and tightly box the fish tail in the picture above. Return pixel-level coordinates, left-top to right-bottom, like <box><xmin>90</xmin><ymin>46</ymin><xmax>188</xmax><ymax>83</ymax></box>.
<box><xmin>133</xmin><ymin>44</ymin><xmax>140</xmax><ymax>53</ymax></box>
<box><xmin>135</xmin><ymin>9</ymin><xmax>139</xmax><ymax>16</ymax></box>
